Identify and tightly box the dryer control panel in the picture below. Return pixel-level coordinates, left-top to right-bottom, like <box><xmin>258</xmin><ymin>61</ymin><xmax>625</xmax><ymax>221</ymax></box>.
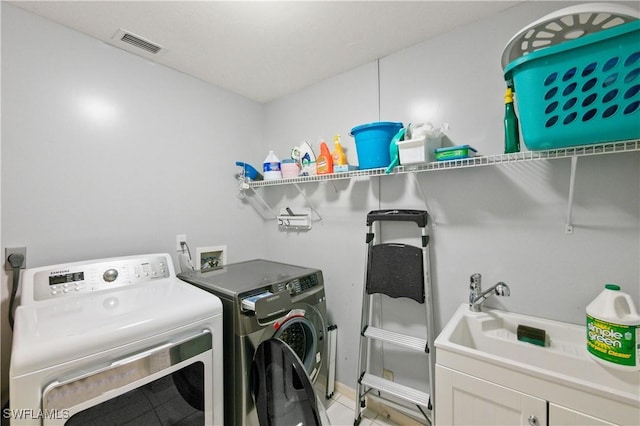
<box><xmin>22</xmin><ymin>254</ymin><xmax>174</xmax><ymax>304</ymax></box>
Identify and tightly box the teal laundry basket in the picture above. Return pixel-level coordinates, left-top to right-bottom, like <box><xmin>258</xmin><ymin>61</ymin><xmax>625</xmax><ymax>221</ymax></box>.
<box><xmin>504</xmin><ymin>20</ymin><xmax>640</xmax><ymax>151</ymax></box>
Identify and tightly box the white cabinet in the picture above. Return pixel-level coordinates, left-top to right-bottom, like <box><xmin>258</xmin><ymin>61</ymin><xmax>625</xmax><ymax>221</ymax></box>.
<box><xmin>435</xmin><ymin>360</ymin><xmax>637</xmax><ymax>426</ymax></box>
<box><xmin>436</xmin><ymin>365</ymin><xmax>546</xmax><ymax>426</ymax></box>
<box><xmin>549</xmin><ymin>404</ymin><xmax>615</xmax><ymax>426</ymax></box>
<box><xmin>435</xmin><ymin>365</ymin><xmax>630</xmax><ymax>426</ymax></box>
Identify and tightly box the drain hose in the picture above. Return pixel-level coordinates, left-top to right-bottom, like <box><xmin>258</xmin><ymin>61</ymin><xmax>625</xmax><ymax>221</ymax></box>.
<box><xmin>8</xmin><ymin>253</ymin><xmax>25</xmax><ymax>330</ymax></box>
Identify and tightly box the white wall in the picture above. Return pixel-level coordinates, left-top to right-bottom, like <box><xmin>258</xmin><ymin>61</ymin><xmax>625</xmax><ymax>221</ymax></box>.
<box><xmin>2</xmin><ymin>0</ymin><xmax>639</xmax><ymax>409</ymax></box>
<box><xmin>262</xmin><ymin>0</ymin><xmax>640</xmax><ymax>395</ymax></box>
<box><xmin>0</xmin><ymin>0</ymin><xmax>3</xmax><ymax>409</ymax></box>
<box><xmin>1</xmin><ymin>3</ymin><xmax>266</xmax><ymax>402</ymax></box>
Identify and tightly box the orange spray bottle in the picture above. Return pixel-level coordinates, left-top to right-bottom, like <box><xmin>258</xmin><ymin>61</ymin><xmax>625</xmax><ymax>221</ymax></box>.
<box><xmin>316</xmin><ymin>141</ymin><xmax>334</xmax><ymax>174</ymax></box>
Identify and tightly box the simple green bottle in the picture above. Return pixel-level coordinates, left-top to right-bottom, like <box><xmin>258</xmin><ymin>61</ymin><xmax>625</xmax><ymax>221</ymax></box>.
<box><xmin>504</xmin><ymin>88</ymin><xmax>520</xmax><ymax>154</ymax></box>
<box><xmin>586</xmin><ymin>284</ymin><xmax>640</xmax><ymax>370</ymax></box>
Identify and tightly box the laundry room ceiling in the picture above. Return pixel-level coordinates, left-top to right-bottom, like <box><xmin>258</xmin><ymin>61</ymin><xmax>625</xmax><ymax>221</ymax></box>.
<box><xmin>10</xmin><ymin>1</ymin><xmax>522</xmax><ymax>103</ymax></box>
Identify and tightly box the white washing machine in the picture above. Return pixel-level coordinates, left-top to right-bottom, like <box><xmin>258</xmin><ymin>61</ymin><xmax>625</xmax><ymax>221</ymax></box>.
<box><xmin>8</xmin><ymin>253</ymin><xmax>223</xmax><ymax>426</ymax></box>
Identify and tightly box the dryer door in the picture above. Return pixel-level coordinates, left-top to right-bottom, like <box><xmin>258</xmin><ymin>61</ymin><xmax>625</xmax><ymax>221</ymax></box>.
<box><xmin>251</xmin><ymin>338</ymin><xmax>322</xmax><ymax>426</ymax></box>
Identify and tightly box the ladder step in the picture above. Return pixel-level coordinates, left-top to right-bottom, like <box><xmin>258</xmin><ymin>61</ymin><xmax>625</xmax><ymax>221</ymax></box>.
<box><xmin>364</xmin><ymin>326</ymin><xmax>428</xmax><ymax>352</ymax></box>
<box><xmin>360</xmin><ymin>373</ymin><xmax>430</xmax><ymax>408</ymax></box>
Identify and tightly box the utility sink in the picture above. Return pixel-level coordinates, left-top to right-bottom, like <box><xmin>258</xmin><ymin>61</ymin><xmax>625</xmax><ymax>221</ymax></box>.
<box><xmin>435</xmin><ymin>303</ymin><xmax>640</xmax><ymax>406</ymax></box>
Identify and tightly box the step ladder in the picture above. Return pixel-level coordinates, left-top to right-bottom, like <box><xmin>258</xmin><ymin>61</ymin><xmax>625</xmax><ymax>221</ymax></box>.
<box><xmin>354</xmin><ymin>209</ymin><xmax>435</xmax><ymax>426</ymax></box>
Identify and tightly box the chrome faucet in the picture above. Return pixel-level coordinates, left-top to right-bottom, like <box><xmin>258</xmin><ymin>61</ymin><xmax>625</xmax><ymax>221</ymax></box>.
<box><xmin>469</xmin><ymin>273</ymin><xmax>510</xmax><ymax>312</ymax></box>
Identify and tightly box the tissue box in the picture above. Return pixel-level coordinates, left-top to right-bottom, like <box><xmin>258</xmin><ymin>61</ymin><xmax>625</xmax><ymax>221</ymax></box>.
<box><xmin>398</xmin><ymin>135</ymin><xmax>442</xmax><ymax>165</ymax></box>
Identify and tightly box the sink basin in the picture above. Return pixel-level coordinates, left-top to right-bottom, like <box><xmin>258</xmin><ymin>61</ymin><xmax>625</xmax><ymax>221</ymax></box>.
<box><xmin>435</xmin><ymin>303</ymin><xmax>640</xmax><ymax>405</ymax></box>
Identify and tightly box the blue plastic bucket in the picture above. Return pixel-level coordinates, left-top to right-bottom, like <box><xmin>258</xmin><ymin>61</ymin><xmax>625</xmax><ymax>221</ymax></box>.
<box><xmin>350</xmin><ymin>122</ymin><xmax>403</xmax><ymax>169</ymax></box>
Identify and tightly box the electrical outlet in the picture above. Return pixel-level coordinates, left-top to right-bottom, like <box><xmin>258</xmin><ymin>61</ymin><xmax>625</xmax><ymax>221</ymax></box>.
<box><xmin>5</xmin><ymin>247</ymin><xmax>27</xmax><ymax>271</ymax></box>
<box><xmin>176</xmin><ymin>234</ymin><xmax>187</xmax><ymax>252</ymax></box>
<box><xmin>382</xmin><ymin>369</ymin><xmax>394</xmax><ymax>382</ymax></box>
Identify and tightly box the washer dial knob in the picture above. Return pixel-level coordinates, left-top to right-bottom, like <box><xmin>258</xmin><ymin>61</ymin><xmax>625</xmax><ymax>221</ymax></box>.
<box><xmin>103</xmin><ymin>268</ymin><xmax>119</xmax><ymax>282</ymax></box>
<box><xmin>283</xmin><ymin>282</ymin><xmax>293</xmax><ymax>295</ymax></box>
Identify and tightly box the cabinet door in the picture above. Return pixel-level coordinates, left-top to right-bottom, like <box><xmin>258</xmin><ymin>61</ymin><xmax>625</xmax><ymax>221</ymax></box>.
<box><xmin>435</xmin><ymin>365</ymin><xmax>546</xmax><ymax>426</ymax></box>
<box><xmin>549</xmin><ymin>403</ymin><xmax>615</xmax><ymax>426</ymax></box>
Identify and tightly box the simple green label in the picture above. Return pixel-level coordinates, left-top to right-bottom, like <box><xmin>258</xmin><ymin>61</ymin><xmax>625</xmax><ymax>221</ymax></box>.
<box><xmin>586</xmin><ymin>314</ymin><xmax>638</xmax><ymax>367</ymax></box>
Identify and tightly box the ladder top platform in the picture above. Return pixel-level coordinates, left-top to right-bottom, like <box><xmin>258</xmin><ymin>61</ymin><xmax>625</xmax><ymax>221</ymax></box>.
<box><xmin>366</xmin><ymin>209</ymin><xmax>429</xmax><ymax>227</ymax></box>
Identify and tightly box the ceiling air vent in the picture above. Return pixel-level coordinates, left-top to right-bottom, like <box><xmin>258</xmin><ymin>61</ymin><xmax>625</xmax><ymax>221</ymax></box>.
<box><xmin>111</xmin><ymin>29</ymin><xmax>165</xmax><ymax>56</ymax></box>
<box><xmin>121</xmin><ymin>33</ymin><xmax>161</xmax><ymax>54</ymax></box>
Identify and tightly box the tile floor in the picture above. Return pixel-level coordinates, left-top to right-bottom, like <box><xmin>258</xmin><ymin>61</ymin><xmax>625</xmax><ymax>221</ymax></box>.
<box><xmin>325</xmin><ymin>392</ymin><xmax>399</xmax><ymax>426</ymax></box>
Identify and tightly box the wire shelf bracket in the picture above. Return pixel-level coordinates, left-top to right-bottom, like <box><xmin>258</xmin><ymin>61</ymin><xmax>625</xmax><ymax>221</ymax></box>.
<box><xmin>409</xmin><ymin>172</ymin><xmax>437</xmax><ymax>229</ymax></box>
<box><xmin>565</xmin><ymin>156</ymin><xmax>578</xmax><ymax>235</ymax></box>
<box><xmin>237</xmin><ymin>179</ymin><xmax>278</xmax><ymax>219</ymax></box>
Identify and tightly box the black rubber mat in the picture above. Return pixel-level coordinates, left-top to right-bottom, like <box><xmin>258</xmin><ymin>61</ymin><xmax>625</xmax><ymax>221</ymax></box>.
<box><xmin>366</xmin><ymin>243</ymin><xmax>425</xmax><ymax>303</ymax></box>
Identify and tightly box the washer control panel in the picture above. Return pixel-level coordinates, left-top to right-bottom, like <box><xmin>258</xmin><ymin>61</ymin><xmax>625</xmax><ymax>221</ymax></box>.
<box><xmin>272</xmin><ymin>272</ymin><xmax>321</xmax><ymax>296</ymax></box>
<box><xmin>25</xmin><ymin>254</ymin><xmax>173</xmax><ymax>304</ymax></box>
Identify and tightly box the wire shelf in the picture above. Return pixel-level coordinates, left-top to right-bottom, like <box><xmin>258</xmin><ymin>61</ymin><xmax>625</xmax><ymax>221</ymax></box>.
<box><xmin>243</xmin><ymin>139</ymin><xmax>640</xmax><ymax>188</ymax></box>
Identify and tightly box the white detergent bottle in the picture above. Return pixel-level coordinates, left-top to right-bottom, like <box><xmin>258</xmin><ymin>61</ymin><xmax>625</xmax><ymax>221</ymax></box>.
<box><xmin>263</xmin><ymin>150</ymin><xmax>282</xmax><ymax>180</ymax></box>
<box><xmin>586</xmin><ymin>284</ymin><xmax>640</xmax><ymax>370</ymax></box>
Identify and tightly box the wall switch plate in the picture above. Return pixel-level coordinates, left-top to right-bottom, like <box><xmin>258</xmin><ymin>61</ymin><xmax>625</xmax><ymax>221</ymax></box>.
<box><xmin>5</xmin><ymin>247</ymin><xmax>27</xmax><ymax>271</ymax></box>
<box><xmin>176</xmin><ymin>234</ymin><xmax>187</xmax><ymax>251</ymax></box>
